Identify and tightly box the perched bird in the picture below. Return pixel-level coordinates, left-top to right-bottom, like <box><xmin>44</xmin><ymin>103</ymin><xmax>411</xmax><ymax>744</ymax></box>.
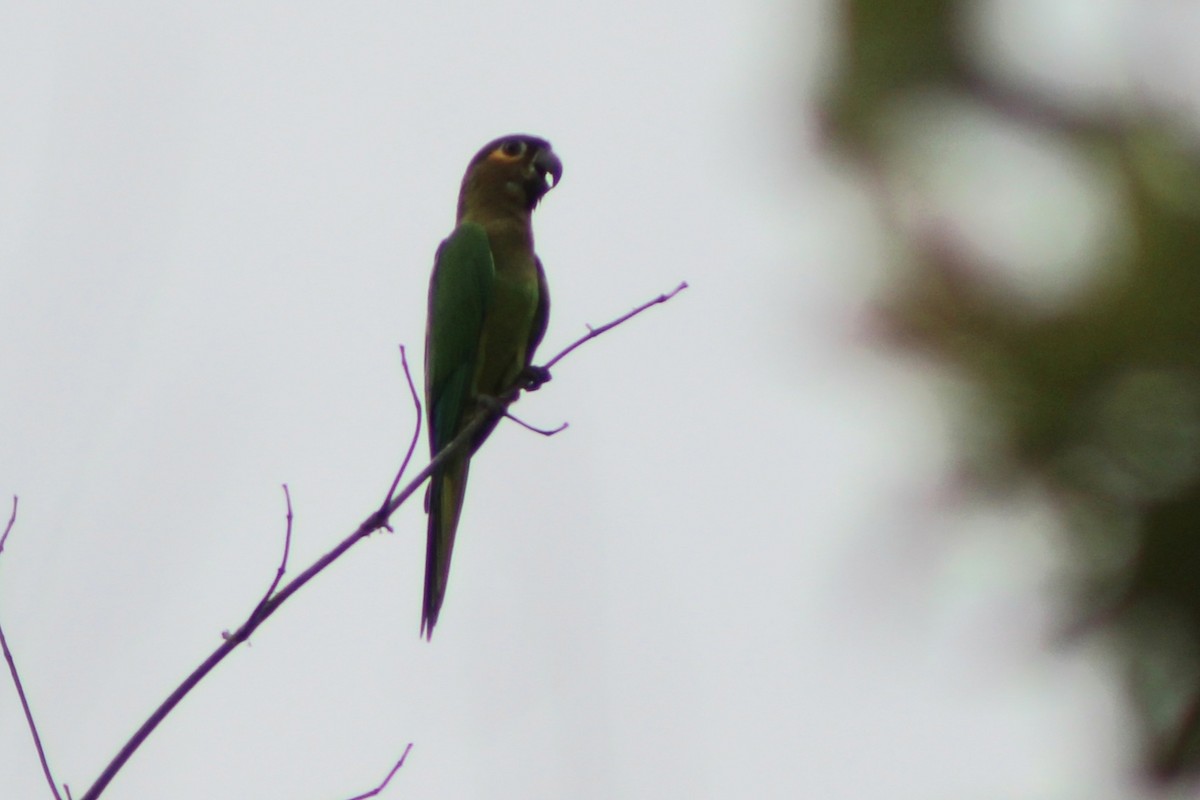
<box><xmin>422</xmin><ymin>134</ymin><xmax>562</xmax><ymax>638</ymax></box>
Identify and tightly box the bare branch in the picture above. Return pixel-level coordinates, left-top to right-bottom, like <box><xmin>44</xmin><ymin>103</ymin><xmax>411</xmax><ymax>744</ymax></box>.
<box><xmin>344</xmin><ymin>743</ymin><xmax>414</xmax><ymax>800</ymax></box>
<box><xmin>0</xmin><ymin>497</ymin><xmax>63</xmax><ymax>800</ymax></box>
<box><xmin>77</xmin><ymin>385</ymin><xmax>511</xmax><ymax>800</ymax></box>
<box><xmin>77</xmin><ymin>283</ymin><xmax>686</xmax><ymax>800</ymax></box>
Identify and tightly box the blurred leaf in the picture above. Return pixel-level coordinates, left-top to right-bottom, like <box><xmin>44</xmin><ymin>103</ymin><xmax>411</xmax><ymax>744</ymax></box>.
<box><xmin>825</xmin><ymin>0</ymin><xmax>1200</xmax><ymax>782</ymax></box>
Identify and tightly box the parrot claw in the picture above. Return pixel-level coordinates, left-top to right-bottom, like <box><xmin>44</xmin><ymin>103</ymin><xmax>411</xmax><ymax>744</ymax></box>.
<box><xmin>520</xmin><ymin>365</ymin><xmax>552</xmax><ymax>391</ymax></box>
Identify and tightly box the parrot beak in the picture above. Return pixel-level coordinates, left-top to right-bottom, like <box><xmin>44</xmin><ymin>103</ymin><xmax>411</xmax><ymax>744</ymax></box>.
<box><xmin>533</xmin><ymin>147</ymin><xmax>563</xmax><ymax>191</ymax></box>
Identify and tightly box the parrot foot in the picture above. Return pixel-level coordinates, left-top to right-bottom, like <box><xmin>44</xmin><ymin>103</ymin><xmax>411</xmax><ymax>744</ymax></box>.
<box><xmin>520</xmin><ymin>364</ymin><xmax>552</xmax><ymax>391</ymax></box>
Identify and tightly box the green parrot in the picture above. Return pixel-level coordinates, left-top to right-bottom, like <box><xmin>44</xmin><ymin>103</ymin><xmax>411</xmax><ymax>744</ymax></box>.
<box><xmin>422</xmin><ymin>134</ymin><xmax>563</xmax><ymax>638</ymax></box>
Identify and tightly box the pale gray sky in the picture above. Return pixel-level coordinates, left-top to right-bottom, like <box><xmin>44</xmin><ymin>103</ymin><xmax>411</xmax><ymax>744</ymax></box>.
<box><xmin>1</xmin><ymin>1</ymin><xmax>1190</xmax><ymax>798</ymax></box>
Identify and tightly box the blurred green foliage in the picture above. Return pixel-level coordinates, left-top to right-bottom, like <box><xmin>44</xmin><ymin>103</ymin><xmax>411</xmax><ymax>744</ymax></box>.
<box><xmin>824</xmin><ymin>0</ymin><xmax>1200</xmax><ymax>782</ymax></box>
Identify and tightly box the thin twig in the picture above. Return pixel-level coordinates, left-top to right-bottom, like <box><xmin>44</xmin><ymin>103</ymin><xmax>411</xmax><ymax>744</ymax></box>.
<box><xmin>475</xmin><ymin>393</ymin><xmax>567</xmax><ymax>438</ymax></box>
<box><xmin>542</xmin><ymin>281</ymin><xmax>688</xmax><ymax>370</ymax></box>
<box><xmin>0</xmin><ymin>498</ymin><xmax>63</xmax><ymax>800</ymax></box>
<box><xmin>249</xmin><ymin>484</ymin><xmax>295</xmax><ymax>618</ymax></box>
<box><xmin>0</xmin><ymin>495</ymin><xmax>18</xmax><ymax>554</ymax></box>
<box><xmin>77</xmin><ymin>283</ymin><xmax>686</xmax><ymax>800</ymax></box>
<box><xmin>0</xmin><ymin>629</ymin><xmax>60</xmax><ymax>800</ymax></box>
<box><xmin>379</xmin><ymin>344</ymin><xmax>424</xmax><ymax>521</ymax></box>
<box><xmin>503</xmin><ymin>411</ymin><xmax>568</xmax><ymax>437</ymax></box>
<box><xmin>344</xmin><ymin>743</ymin><xmax>414</xmax><ymax>800</ymax></box>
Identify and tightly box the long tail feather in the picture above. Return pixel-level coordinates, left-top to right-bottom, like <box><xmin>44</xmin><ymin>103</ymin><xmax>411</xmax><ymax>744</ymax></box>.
<box><xmin>421</xmin><ymin>457</ymin><xmax>470</xmax><ymax>639</ymax></box>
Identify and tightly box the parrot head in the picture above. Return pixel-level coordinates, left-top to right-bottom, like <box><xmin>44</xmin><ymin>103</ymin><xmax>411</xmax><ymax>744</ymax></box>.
<box><xmin>457</xmin><ymin>134</ymin><xmax>562</xmax><ymax>220</ymax></box>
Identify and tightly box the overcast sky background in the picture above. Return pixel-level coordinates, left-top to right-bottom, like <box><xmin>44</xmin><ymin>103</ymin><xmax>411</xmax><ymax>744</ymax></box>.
<box><xmin>3</xmin><ymin>1</ymin><xmax>1193</xmax><ymax>798</ymax></box>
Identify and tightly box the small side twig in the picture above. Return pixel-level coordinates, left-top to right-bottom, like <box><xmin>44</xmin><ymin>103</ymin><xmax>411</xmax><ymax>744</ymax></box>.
<box><xmin>0</xmin><ymin>496</ymin><xmax>64</xmax><ymax>800</ymax></box>
<box><xmin>344</xmin><ymin>743</ymin><xmax>414</xmax><ymax>800</ymax></box>
<box><xmin>251</xmin><ymin>484</ymin><xmax>295</xmax><ymax>616</ymax></box>
<box><xmin>379</xmin><ymin>344</ymin><xmax>424</xmax><ymax>522</ymax></box>
<box><xmin>503</xmin><ymin>411</ymin><xmax>568</xmax><ymax>437</ymax></box>
<box><xmin>0</xmin><ymin>494</ymin><xmax>17</xmax><ymax>555</ymax></box>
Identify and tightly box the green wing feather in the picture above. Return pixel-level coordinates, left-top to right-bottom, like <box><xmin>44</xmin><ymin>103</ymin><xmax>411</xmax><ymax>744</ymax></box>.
<box><xmin>426</xmin><ymin>223</ymin><xmax>493</xmax><ymax>447</ymax></box>
<box><xmin>423</xmin><ymin>222</ymin><xmax>494</xmax><ymax>638</ymax></box>
<box><xmin>528</xmin><ymin>256</ymin><xmax>550</xmax><ymax>363</ymax></box>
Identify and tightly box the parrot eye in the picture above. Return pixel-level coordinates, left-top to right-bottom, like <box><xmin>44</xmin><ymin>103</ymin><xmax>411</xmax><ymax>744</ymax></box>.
<box><xmin>500</xmin><ymin>140</ymin><xmax>526</xmax><ymax>158</ymax></box>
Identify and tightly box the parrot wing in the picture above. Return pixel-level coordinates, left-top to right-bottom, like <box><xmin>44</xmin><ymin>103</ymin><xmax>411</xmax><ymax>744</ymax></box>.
<box><xmin>423</xmin><ymin>221</ymin><xmax>494</xmax><ymax>637</ymax></box>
